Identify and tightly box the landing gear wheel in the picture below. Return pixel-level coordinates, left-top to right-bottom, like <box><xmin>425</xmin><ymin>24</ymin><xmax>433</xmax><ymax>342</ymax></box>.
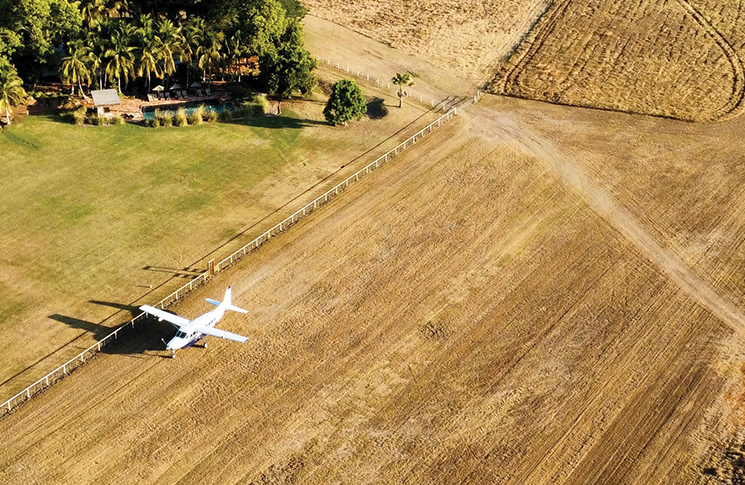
<box><xmin>203</xmin><ymin>340</ymin><xmax>208</xmax><ymax>349</ymax></box>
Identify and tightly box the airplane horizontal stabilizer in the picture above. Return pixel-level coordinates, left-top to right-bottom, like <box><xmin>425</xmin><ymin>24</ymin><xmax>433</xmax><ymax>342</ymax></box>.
<box><xmin>226</xmin><ymin>305</ymin><xmax>248</xmax><ymax>314</ymax></box>
<box><xmin>205</xmin><ymin>298</ymin><xmax>221</xmax><ymax>306</ymax></box>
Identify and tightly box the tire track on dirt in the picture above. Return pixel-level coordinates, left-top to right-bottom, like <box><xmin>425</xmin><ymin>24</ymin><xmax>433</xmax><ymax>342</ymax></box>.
<box><xmin>677</xmin><ymin>0</ymin><xmax>745</xmax><ymax>121</ymax></box>
<box><xmin>476</xmin><ymin>109</ymin><xmax>745</xmax><ymax>339</ymax></box>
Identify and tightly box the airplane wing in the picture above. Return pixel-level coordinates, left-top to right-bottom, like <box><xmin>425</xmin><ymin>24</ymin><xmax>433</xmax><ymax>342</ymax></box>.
<box><xmin>139</xmin><ymin>305</ymin><xmax>189</xmax><ymax>328</ymax></box>
<box><xmin>194</xmin><ymin>325</ymin><xmax>248</xmax><ymax>343</ymax></box>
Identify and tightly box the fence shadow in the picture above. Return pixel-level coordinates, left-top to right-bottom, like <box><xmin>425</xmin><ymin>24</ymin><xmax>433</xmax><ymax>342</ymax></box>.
<box><xmin>142</xmin><ymin>265</ymin><xmax>205</xmax><ymax>278</ymax></box>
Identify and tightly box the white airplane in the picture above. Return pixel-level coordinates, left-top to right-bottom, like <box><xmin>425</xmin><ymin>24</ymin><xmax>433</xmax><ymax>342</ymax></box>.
<box><xmin>139</xmin><ymin>286</ymin><xmax>248</xmax><ymax>358</ymax></box>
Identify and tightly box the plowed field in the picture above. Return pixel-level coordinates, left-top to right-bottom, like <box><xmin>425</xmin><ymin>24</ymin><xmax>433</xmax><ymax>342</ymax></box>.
<box><xmin>492</xmin><ymin>0</ymin><xmax>745</xmax><ymax>122</ymax></box>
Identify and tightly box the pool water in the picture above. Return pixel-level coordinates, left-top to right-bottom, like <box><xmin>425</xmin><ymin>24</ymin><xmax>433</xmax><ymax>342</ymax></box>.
<box><xmin>142</xmin><ymin>102</ymin><xmax>232</xmax><ymax>120</ymax></box>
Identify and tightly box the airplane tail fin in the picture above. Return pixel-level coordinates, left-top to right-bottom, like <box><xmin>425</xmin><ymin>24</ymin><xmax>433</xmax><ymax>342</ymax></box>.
<box><xmin>218</xmin><ymin>286</ymin><xmax>249</xmax><ymax>314</ymax></box>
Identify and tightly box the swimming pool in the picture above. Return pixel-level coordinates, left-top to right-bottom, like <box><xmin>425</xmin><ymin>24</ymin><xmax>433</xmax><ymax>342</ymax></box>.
<box><xmin>142</xmin><ymin>101</ymin><xmax>232</xmax><ymax>120</ymax></box>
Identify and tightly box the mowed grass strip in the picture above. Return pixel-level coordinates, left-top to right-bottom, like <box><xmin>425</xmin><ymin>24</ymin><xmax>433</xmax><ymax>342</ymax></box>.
<box><xmin>0</xmin><ymin>89</ymin><xmax>434</xmax><ymax>399</ymax></box>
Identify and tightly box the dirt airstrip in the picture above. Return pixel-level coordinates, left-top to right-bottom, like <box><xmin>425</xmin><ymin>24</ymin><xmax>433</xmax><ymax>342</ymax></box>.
<box><xmin>2</xmin><ymin>8</ymin><xmax>745</xmax><ymax>485</ymax></box>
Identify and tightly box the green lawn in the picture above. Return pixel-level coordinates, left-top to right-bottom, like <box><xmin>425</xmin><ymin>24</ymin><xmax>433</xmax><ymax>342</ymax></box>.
<box><xmin>0</xmin><ymin>84</ymin><xmax>437</xmax><ymax>398</ymax></box>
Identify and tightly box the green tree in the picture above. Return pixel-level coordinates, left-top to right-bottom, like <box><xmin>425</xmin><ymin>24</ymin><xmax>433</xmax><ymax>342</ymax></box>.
<box><xmin>257</xmin><ymin>21</ymin><xmax>316</xmax><ymax>115</ymax></box>
<box><xmin>0</xmin><ymin>0</ymin><xmax>83</xmax><ymax>85</ymax></box>
<box><xmin>60</xmin><ymin>41</ymin><xmax>93</xmax><ymax>98</ymax></box>
<box><xmin>225</xmin><ymin>30</ymin><xmax>246</xmax><ymax>82</ymax></box>
<box><xmin>323</xmin><ymin>79</ymin><xmax>366</xmax><ymax>126</ymax></box>
<box><xmin>178</xmin><ymin>19</ymin><xmax>203</xmax><ymax>88</ymax></box>
<box><xmin>0</xmin><ymin>59</ymin><xmax>27</xmax><ymax>126</ymax></box>
<box><xmin>391</xmin><ymin>72</ymin><xmax>413</xmax><ymax>108</ymax></box>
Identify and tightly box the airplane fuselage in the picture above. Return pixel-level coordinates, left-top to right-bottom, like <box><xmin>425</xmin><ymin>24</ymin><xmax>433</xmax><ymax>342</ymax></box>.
<box><xmin>166</xmin><ymin>307</ymin><xmax>227</xmax><ymax>351</ymax></box>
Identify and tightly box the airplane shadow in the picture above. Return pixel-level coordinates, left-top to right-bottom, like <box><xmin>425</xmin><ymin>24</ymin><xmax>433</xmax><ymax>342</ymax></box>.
<box><xmin>49</xmin><ymin>312</ymin><xmax>177</xmax><ymax>358</ymax></box>
<box><xmin>102</xmin><ymin>315</ymin><xmax>177</xmax><ymax>358</ymax></box>
<box><xmin>88</xmin><ymin>300</ymin><xmax>142</xmax><ymax>319</ymax></box>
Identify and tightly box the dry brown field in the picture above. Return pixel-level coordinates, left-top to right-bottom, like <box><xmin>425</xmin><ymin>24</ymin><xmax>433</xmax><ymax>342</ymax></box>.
<box><xmin>491</xmin><ymin>0</ymin><xmax>745</xmax><ymax>122</ymax></box>
<box><xmin>303</xmin><ymin>0</ymin><xmax>551</xmax><ymax>84</ymax></box>
<box><xmin>3</xmin><ymin>6</ymin><xmax>745</xmax><ymax>485</ymax></box>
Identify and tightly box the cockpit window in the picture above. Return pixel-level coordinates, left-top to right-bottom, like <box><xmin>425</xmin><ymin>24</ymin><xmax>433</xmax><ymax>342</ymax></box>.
<box><xmin>175</xmin><ymin>331</ymin><xmax>187</xmax><ymax>338</ymax></box>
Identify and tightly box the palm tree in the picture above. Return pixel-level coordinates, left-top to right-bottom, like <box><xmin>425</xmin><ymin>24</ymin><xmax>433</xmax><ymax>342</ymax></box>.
<box><xmin>60</xmin><ymin>41</ymin><xmax>93</xmax><ymax>98</ymax></box>
<box><xmin>156</xmin><ymin>19</ymin><xmax>180</xmax><ymax>88</ymax></box>
<box><xmin>136</xmin><ymin>15</ymin><xmax>161</xmax><ymax>92</ymax></box>
<box><xmin>0</xmin><ymin>60</ymin><xmax>27</xmax><ymax>126</ymax></box>
<box><xmin>197</xmin><ymin>29</ymin><xmax>225</xmax><ymax>84</ymax></box>
<box><xmin>105</xmin><ymin>24</ymin><xmax>136</xmax><ymax>92</ymax></box>
<box><xmin>226</xmin><ymin>30</ymin><xmax>246</xmax><ymax>82</ymax></box>
<box><xmin>391</xmin><ymin>72</ymin><xmax>414</xmax><ymax>108</ymax></box>
<box><xmin>178</xmin><ymin>21</ymin><xmax>201</xmax><ymax>89</ymax></box>
<box><xmin>80</xmin><ymin>0</ymin><xmax>106</xmax><ymax>27</ymax></box>
<box><xmin>88</xmin><ymin>19</ymin><xmax>115</xmax><ymax>88</ymax></box>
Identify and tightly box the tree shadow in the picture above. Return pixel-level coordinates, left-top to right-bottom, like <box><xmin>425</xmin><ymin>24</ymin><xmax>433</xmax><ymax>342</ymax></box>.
<box><xmin>366</xmin><ymin>97</ymin><xmax>388</xmax><ymax>120</ymax></box>
<box><xmin>232</xmin><ymin>114</ymin><xmax>326</xmax><ymax>129</ymax></box>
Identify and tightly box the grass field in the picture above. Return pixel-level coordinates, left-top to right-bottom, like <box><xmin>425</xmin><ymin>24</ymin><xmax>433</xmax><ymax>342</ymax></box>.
<box><xmin>0</xmin><ymin>70</ymin><xmax>444</xmax><ymax>402</ymax></box>
<box><xmin>490</xmin><ymin>0</ymin><xmax>745</xmax><ymax>121</ymax></box>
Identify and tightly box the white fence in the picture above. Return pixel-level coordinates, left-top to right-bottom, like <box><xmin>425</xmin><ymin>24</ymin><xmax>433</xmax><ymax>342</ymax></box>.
<box><xmin>0</xmin><ymin>106</ymin><xmax>458</xmax><ymax>418</ymax></box>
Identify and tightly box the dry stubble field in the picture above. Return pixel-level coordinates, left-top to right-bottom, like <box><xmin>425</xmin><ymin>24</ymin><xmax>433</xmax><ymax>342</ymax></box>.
<box><xmin>3</xmin><ymin>4</ymin><xmax>745</xmax><ymax>485</ymax></box>
<box><xmin>492</xmin><ymin>0</ymin><xmax>745</xmax><ymax>122</ymax></box>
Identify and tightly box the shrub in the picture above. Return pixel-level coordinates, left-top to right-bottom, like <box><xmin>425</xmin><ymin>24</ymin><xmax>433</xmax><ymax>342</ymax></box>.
<box><xmin>205</xmin><ymin>108</ymin><xmax>218</xmax><ymax>123</ymax></box>
<box><xmin>72</xmin><ymin>107</ymin><xmax>87</xmax><ymax>126</ymax></box>
<box><xmin>174</xmin><ymin>107</ymin><xmax>188</xmax><ymax>127</ymax></box>
<box><xmin>89</xmin><ymin>114</ymin><xmax>106</xmax><ymax>126</ymax></box>
<box><xmin>324</xmin><ymin>79</ymin><xmax>367</xmax><ymax>126</ymax></box>
<box><xmin>219</xmin><ymin>108</ymin><xmax>233</xmax><ymax>122</ymax></box>
<box><xmin>227</xmin><ymin>83</ymin><xmax>255</xmax><ymax>99</ymax></box>
<box><xmin>252</xmin><ymin>94</ymin><xmax>269</xmax><ymax>114</ymax></box>
<box><xmin>189</xmin><ymin>104</ymin><xmax>205</xmax><ymax>125</ymax></box>
<box><xmin>154</xmin><ymin>108</ymin><xmax>171</xmax><ymax>127</ymax></box>
<box><xmin>112</xmin><ymin>115</ymin><xmax>125</xmax><ymax>126</ymax></box>
<box><xmin>150</xmin><ymin>117</ymin><xmax>161</xmax><ymax>128</ymax></box>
